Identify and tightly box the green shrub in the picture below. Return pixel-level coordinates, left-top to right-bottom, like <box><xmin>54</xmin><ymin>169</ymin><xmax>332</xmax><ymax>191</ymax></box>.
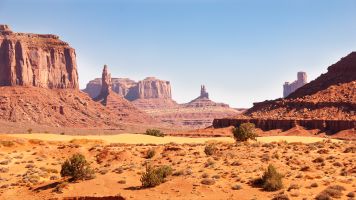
<box><xmin>146</xmin><ymin>148</ymin><xmax>156</xmax><ymax>159</ymax></box>
<box><xmin>145</xmin><ymin>129</ymin><xmax>164</xmax><ymax>137</ymax></box>
<box><xmin>233</xmin><ymin>123</ymin><xmax>257</xmax><ymax>142</ymax></box>
<box><xmin>253</xmin><ymin>164</ymin><xmax>283</xmax><ymax>191</ymax></box>
<box><xmin>140</xmin><ymin>165</ymin><xmax>172</xmax><ymax>188</ymax></box>
<box><xmin>60</xmin><ymin>153</ymin><xmax>95</xmax><ymax>181</ymax></box>
<box><xmin>204</xmin><ymin>143</ymin><xmax>217</xmax><ymax>156</ymax></box>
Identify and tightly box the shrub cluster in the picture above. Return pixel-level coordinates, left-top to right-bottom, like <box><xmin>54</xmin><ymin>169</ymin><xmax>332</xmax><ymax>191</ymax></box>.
<box><xmin>204</xmin><ymin>143</ymin><xmax>217</xmax><ymax>156</ymax></box>
<box><xmin>253</xmin><ymin>164</ymin><xmax>283</xmax><ymax>191</ymax></box>
<box><xmin>146</xmin><ymin>148</ymin><xmax>156</xmax><ymax>159</ymax></box>
<box><xmin>145</xmin><ymin>129</ymin><xmax>165</xmax><ymax>137</ymax></box>
<box><xmin>232</xmin><ymin>123</ymin><xmax>257</xmax><ymax>142</ymax></box>
<box><xmin>140</xmin><ymin>165</ymin><xmax>173</xmax><ymax>188</ymax></box>
<box><xmin>60</xmin><ymin>153</ymin><xmax>95</xmax><ymax>181</ymax></box>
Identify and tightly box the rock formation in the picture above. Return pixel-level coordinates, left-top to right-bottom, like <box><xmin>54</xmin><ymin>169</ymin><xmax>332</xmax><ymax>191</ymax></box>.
<box><xmin>184</xmin><ymin>85</ymin><xmax>230</xmax><ymax>108</ymax></box>
<box><xmin>85</xmin><ymin>77</ymin><xmax>172</xmax><ymax>101</ymax></box>
<box><xmin>214</xmin><ymin>52</ymin><xmax>356</xmax><ymax>133</ymax></box>
<box><xmin>152</xmin><ymin>85</ymin><xmax>244</xmax><ymax>128</ymax></box>
<box><xmin>93</xmin><ymin>65</ymin><xmax>112</xmax><ymax>105</ymax></box>
<box><xmin>84</xmin><ymin>76</ymin><xmax>178</xmax><ymax>109</ymax></box>
<box><xmin>0</xmin><ymin>25</ymin><xmax>158</xmax><ymax>131</ymax></box>
<box><xmin>283</xmin><ymin>72</ymin><xmax>307</xmax><ymax>97</ymax></box>
<box><xmin>0</xmin><ymin>24</ymin><xmax>78</xmax><ymax>89</ymax></box>
<box><xmin>92</xmin><ymin>65</ymin><xmax>157</xmax><ymax>123</ymax></box>
<box><xmin>200</xmin><ymin>85</ymin><xmax>209</xmax><ymax>98</ymax></box>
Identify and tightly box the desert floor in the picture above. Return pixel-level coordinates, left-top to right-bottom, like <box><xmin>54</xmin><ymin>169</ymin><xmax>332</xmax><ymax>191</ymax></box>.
<box><xmin>0</xmin><ymin>134</ymin><xmax>354</xmax><ymax>200</ymax></box>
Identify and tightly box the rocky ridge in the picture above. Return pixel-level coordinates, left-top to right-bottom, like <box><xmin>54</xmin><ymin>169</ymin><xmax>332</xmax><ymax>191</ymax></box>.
<box><xmin>213</xmin><ymin>52</ymin><xmax>356</xmax><ymax>133</ymax></box>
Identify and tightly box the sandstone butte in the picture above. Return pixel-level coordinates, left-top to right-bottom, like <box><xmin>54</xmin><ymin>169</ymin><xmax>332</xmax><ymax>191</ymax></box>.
<box><xmin>0</xmin><ymin>25</ymin><xmax>157</xmax><ymax>132</ymax></box>
<box><xmin>0</xmin><ymin>25</ymin><xmax>78</xmax><ymax>89</ymax></box>
<box><xmin>213</xmin><ymin>52</ymin><xmax>356</xmax><ymax>134</ymax></box>
<box><xmin>84</xmin><ymin>73</ymin><xmax>244</xmax><ymax>128</ymax></box>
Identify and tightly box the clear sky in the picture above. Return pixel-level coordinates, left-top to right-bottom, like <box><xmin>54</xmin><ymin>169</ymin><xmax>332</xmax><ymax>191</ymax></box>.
<box><xmin>1</xmin><ymin>0</ymin><xmax>355</xmax><ymax>108</ymax></box>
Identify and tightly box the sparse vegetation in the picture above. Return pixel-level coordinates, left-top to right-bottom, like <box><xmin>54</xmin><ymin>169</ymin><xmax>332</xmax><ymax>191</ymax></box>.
<box><xmin>253</xmin><ymin>164</ymin><xmax>284</xmax><ymax>191</ymax></box>
<box><xmin>145</xmin><ymin>129</ymin><xmax>165</xmax><ymax>137</ymax></box>
<box><xmin>315</xmin><ymin>185</ymin><xmax>346</xmax><ymax>200</ymax></box>
<box><xmin>60</xmin><ymin>153</ymin><xmax>95</xmax><ymax>181</ymax></box>
<box><xmin>140</xmin><ymin>165</ymin><xmax>173</xmax><ymax>188</ymax></box>
<box><xmin>146</xmin><ymin>148</ymin><xmax>156</xmax><ymax>159</ymax></box>
<box><xmin>201</xmin><ymin>178</ymin><xmax>215</xmax><ymax>185</ymax></box>
<box><xmin>27</xmin><ymin>128</ymin><xmax>33</xmax><ymax>134</ymax></box>
<box><xmin>204</xmin><ymin>143</ymin><xmax>217</xmax><ymax>156</ymax></box>
<box><xmin>232</xmin><ymin>123</ymin><xmax>257</xmax><ymax>142</ymax></box>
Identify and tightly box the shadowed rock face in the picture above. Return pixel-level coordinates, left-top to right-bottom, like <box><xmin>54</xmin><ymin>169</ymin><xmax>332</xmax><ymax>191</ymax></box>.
<box><xmin>0</xmin><ymin>25</ymin><xmax>78</xmax><ymax>89</ymax></box>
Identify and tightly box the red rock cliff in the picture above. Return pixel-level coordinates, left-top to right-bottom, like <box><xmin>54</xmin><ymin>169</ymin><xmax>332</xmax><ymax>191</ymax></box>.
<box><xmin>0</xmin><ymin>25</ymin><xmax>78</xmax><ymax>89</ymax></box>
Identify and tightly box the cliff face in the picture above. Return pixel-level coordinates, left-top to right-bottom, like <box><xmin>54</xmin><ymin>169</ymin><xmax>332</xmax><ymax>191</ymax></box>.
<box><xmin>84</xmin><ymin>77</ymin><xmax>173</xmax><ymax>101</ymax></box>
<box><xmin>283</xmin><ymin>72</ymin><xmax>307</xmax><ymax>98</ymax></box>
<box><xmin>0</xmin><ymin>25</ymin><xmax>79</xmax><ymax>89</ymax></box>
<box><xmin>92</xmin><ymin>65</ymin><xmax>157</xmax><ymax>123</ymax></box>
<box><xmin>126</xmin><ymin>77</ymin><xmax>172</xmax><ymax>100</ymax></box>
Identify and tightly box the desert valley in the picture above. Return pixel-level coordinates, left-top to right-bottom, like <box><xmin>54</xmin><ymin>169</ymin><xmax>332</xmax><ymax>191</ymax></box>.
<box><xmin>0</xmin><ymin>6</ymin><xmax>355</xmax><ymax>200</ymax></box>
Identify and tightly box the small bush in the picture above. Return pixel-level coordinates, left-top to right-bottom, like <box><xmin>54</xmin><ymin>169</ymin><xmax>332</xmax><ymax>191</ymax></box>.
<box><xmin>146</xmin><ymin>149</ymin><xmax>156</xmax><ymax>159</ymax></box>
<box><xmin>233</xmin><ymin>123</ymin><xmax>257</xmax><ymax>142</ymax></box>
<box><xmin>140</xmin><ymin>165</ymin><xmax>172</xmax><ymax>188</ymax></box>
<box><xmin>204</xmin><ymin>143</ymin><xmax>217</xmax><ymax>156</ymax></box>
<box><xmin>315</xmin><ymin>185</ymin><xmax>346</xmax><ymax>200</ymax></box>
<box><xmin>201</xmin><ymin>178</ymin><xmax>215</xmax><ymax>185</ymax></box>
<box><xmin>0</xmin><ymin>141</ymin><xmax>15</xmax><ymax>147</ymax></box>
<box><xmin>272</xmin><ymin>194</ymin><xmax>290</xmax><ymax>200</ymax></box>
<box><xmin>27</xmin><ymin>128</ymin><xmax>33</xmax><ymax>134</ymax></box>
<box><xmin>60</xmin><ymin>153</ymin><xmax>95</xmax><ymax>181</ymax></box>
<box><xmin>253</xmin><ymin>164</ymin><xmax>283</xmax><ymax>191</ymax></box>
<box><xmin>145</xmin><ymin>129</ymin><xmax>164</xmax><ymax>137</ymax></box>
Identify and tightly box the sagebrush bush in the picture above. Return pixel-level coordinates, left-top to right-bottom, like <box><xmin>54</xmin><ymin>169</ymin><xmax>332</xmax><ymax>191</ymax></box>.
<box><xmin>145</xmin><ymin>129</ymin><xmax>164</xmax><ymax>137</ymax></box>
<box><xmin>140</xmin><ymin>165</ymin><xmax>173</xmax><ymax>188</ymax></box>
<box><xmin>232</xmin><ymin>123</ymin><xmax>257</xmax><ymax>142</ymax></box>
<box><xmin>204</xmin><ymin>143</ymin><xmax>217</xmax><ymax>156</ymax></box>
<box><xmin>146</xmin><ymin>148</ymin><xmax>156</xmax><ymax>159</ymax></box>
<box><xmin>253</xmin><ymin>164</ymin><xmax>283</xmax><ymax>191</ymax></box>
<box><xmin>60</xmin><ymin>153</ymin><xmax>95</xmax><ymax>181</ymax></box>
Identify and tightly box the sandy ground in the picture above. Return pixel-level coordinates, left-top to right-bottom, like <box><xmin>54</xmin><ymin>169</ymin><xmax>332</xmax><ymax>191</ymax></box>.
<box><xmin>5</xmin><ymin>133</ymin><xmax>340</xmax><ymax>144</ymax></box>
<box><xmin>0</xmin><ymin>134</ymin><xmax>354</xmax><ymax>200</ymax></box>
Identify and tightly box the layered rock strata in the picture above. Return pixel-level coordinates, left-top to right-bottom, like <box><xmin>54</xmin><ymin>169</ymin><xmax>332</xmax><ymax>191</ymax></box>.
<box><xmin>0</xmin><ymin>25</ymin><xmax>78</xmax><ymax>89</ymax></box>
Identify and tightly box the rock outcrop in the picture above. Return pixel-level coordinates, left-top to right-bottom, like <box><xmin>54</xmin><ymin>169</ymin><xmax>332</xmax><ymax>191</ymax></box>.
<box><xmin>93</xmin><ymin>65</ymin><xmax>157</xmax><ymax>123</ymax></box>
<box><xmin>128</xmin><ymin>77</ymin><xmax>172</xmax><ymax>100</ymax></box>
<box><xmin>213</xmin><ymin>52</ymin><xmax>356</xmax><ymax>134</ymax></box>
<box><xmin>283</xmin><ymin>72</ymin><xmax>307</xmax><ymax>97</ymax></box>
<box><xmin>184</xmin><ymin>85</ymin><xmax>230</xmax><ymax>108</ymax></box>
<box><xmin>151</xmin><ymin>85</ymin><xmax>244</xmax><ymax>128</ymax></box>
<box><xmin>0</xmin><ymin>26</ymin><xmax>158</xmax><ymax>131</ymax></box>
<box><xmin>84</xmin><ymin>77</ymin><xmax>172</xmax><ymax>100</ymax></box>
<box><xmin>84</xmin><ymin>76</ymin><xmax>178</xmax><ymax>109</ymax></box>
<box><xmin>0</xmin><ymin>25</ymin><xmax>78</xmax><ymax>89</ymax></box>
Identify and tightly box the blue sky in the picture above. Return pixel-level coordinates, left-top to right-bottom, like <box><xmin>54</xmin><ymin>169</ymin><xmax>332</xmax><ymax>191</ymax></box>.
<box><xmin>1</xmin><ymin>0</ymin><xmax>355</xmax><ymax>108</ymax></box>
